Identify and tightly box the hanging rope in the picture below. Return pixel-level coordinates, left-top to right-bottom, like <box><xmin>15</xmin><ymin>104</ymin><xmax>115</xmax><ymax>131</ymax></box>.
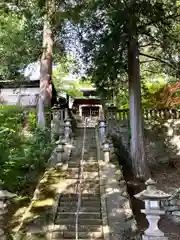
<box><xmin>75</xmin><ymin>118</ymin><xmax>87</xmax><ymax>240</ymax></box>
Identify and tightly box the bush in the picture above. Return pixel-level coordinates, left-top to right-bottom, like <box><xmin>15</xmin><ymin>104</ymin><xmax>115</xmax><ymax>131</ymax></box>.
<box><xmin>0</xmin><ymin>106</ymin><xmax>54</xmax><ymax>194</ymax></box>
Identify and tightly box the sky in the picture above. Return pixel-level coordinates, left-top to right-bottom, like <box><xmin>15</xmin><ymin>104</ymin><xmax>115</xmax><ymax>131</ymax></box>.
<box><xmin>23</xmin><ymin>21</ymin><xmax>87</xmax><ymax>81</ymax></box>
<box><xmin>24</xmin><ymin>61</ymin><xmax>77</xmax><ymax>81</ymax></box>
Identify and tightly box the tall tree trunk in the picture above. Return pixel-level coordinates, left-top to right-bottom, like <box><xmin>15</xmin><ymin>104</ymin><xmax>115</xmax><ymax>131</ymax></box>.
<box><xmin>128</xmin><ymin>35</ymin><xmax>150</xmax><ymax>180</ymax></box>
<box><xmin>38</xmin><ymin>3</ymin><xmax>53</xmax><ymax>128</ymax></box>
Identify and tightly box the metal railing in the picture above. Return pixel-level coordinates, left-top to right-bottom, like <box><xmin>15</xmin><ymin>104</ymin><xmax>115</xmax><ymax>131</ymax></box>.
<box><xmin>75</xmin><ymin>118</ymin><xmax>87</xmax><ymax>240</ymax></box>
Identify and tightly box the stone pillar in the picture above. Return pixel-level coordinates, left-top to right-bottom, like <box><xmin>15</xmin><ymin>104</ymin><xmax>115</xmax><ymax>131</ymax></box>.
<box><xmin>79</xmin><ymin>106</ymin><xmax>82</xmax><ymax>117</ymax></box>
<box><xmin>99</xmin><ymin>119</ymin><xmax>106</xmax><ymax>141</ymax></box>
<box><xmin>64</xmin><ymin>118</ymin><xmax>72</xmax><ymax>142</ymax></box>
<box><xmin>51</xmin><ymin>107</ymin><xmax>60</xmax><ymax>141</ymax></box>
<box><xmin>65</xmin><ymin>108</ymin><xmax>68</xmax><ymax>120</ymax></box>
<box><xmin>134</xmin><ymin>179</ymin><xmax>170</xmax><ymax>240</ymax></box>
<box><xmin>103</xmin><ymin>139</ymin><xmax>110</xmax><ymax>163</ymax></box>
<box><xmin>99</xmin><ymin>105</ymin><xmax>104</xmax><ymax>119</ymax></box>
<box><xmin>59</xmin><ymin>109</ymin><xmax>64</xmax><ymax>123</ymax></box>
<box><xmin>56</xmin><ymin>140</ymin><xmax>65</xmax><ymax>164</ymax></box>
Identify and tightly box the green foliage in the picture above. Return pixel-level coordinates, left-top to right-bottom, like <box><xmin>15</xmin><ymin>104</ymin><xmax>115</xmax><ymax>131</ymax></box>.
<box><xmin>0</xmin><ymin>7</ymin><xmax>43</xmax><ymax>80</ymax></box>
<box><xmin>0</xmin><ymin>107</ymin><xmax>54</xmax><ymax>194</ymax></box>
<box><xmin>142</xmin><ymin>77</ymin><xmax>166</xmax><ymax>108</ymax></box>
<box><xmin>53</xmin><ymin>56</ymin><xmax>95</xmax><ymax>98</ymax></box>
<box><xmin>27</xmin><ymin>110</ymin><xmax>37</xmax><ymax>131</ymax></box>
<box><xmin>73</xmin><ymin>0</ymin><xmax>180</xmax><ymax>98</ymax></box>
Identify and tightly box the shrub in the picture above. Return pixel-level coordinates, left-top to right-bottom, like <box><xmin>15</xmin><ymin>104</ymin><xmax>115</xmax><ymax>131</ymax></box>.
<box><xmin>0</xmin><ymin>106</ymin><xmax>54</xmax><ymax>194</ymax></box>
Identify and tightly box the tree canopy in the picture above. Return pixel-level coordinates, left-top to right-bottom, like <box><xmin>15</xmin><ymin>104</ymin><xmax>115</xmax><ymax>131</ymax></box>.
<box><xmin>68</xmin><ymin>0</ymin><xmax>180</xmax><ymax>98</ymax></box>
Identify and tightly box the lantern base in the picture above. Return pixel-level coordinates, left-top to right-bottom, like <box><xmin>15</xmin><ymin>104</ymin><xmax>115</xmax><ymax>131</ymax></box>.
<box><xmin>142</xmin><ymin>234</ymin><xmax>168</xmax><ymax>240</ymax></box>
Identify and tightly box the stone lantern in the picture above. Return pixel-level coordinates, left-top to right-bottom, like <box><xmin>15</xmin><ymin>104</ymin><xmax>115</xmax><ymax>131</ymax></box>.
<box><xmin>0</xmin><ymin>190</ymin><xmax>15</xmax><ymax>239</ymax></box>
<box><xmin>134</xmin><ymin>178</ymin><xmax>170</xmax><ymax>240</ymax></box>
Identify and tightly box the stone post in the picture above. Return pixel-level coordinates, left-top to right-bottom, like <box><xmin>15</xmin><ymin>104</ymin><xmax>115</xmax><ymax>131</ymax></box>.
<box><xmin>0</xmin><ymin>190</ymin><xmax>15</xmax><ymax>240</ymax></box>
<box><xmin>59</xmin><ymin>109</ymin><xmax>64</xmax><ymax>123</ymax></box>
<box><xmin>65</xmin><ymin>108</ymin><xmax>68</xmax><ymax>120</ymax></box>
<box><xmin>56</xmin><ymin>139</ymin><xmax>65</xmax><ymax>165</ymax></box>
<box><xmin>134</xmin><ymin>178</ymin><xmax>171</xmax><ymax>240</ymax></box>
<box><xmin>102</xmin><ymin>139</ymin><xmax>111</xmax><ymax>163</ymax></box>
<box><xmin>59</xmin><ymin>124</ymin><xmax>64</xmax><ymax>139</ymax></box>
<box><xmin>79</xmin><ymin>106</ymin><xmax>82</xmax><ymax>118</ymax></box>
<box><xmin>99</xmin><ymin>119</ymin><xmax>106</xmax><ymax>141</ymax></box>
<box><xmin>64</xmin><ymin>118</ymin><xmax>72</xmax><ymax>142</ymax></box>
<box><xmin>51</xmin><ymin>107</ymin><xmax>60</xmax><ymax>141</ymax></box>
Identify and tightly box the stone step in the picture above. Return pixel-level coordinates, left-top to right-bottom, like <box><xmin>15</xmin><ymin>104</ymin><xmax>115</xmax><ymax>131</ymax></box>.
<box><xmin>59</xmin><ymin>187</ymin><xmax>100</xmax><ymax>195</ymax></box>
<box><xmin>59</xmin><ymin>202</ymin><xmax>100</xmax><ymax>208</ymax></box>
<box><xmin>69</xmin><ymin>162</ymin><xmax>99</xmax><ymax>167</ymax></box>
<box><xmin>52</xmin><ymin>230</ymin><xmax>103</xmax><ymax>239</ymax></box>
<box><xmin>59</xmin><ymin>178</ymin><xmax>100</xmax><ymax>184</ymax></box>
<box><xmin>66</xmin><ymin>172</ymin><xmax>99</xmax><ymax>179</ymax></box>
<box><xmin>55</xmin><ymin>217</ymin><xmax>102</xmax><ymax>225</ymax></box>
<box><xmin>56</xmin><ymin>212</ymin><xmax>101</xmax><ymax>220</ymax></box>
<box><xmin>69</xmin><ymin>160</ymin><xmax>98</xmax><ymax>165</ymax></box>
<box><xmin>60</xmin><ymin>194</ymin><xmax>100</xmax><ymax>201</ymax></box>
<box><xmin>58</xmin><ymin>206</ymin><xmax>101</xmax><ymax>212</ymax></box>
<box><xmin>68</xmin><ymin>165</ymin><xmax>99</xmax><ymax>172</ymax></box>
<box><xmin>53</xmin><ymin>239</ymin><xmax>103</xmax><ymax>240</ymax></box>
<box><xmin>52</xmin><ymin>224</ymin><xmax>102</xmax><ymax>232</ymax></box>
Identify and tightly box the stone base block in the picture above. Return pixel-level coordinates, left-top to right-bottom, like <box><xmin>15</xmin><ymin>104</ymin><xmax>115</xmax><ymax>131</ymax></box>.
<box><xmin>142</xmin><ymin>234</ymin><xmax>168</xmax><ymax>240</ymax></box>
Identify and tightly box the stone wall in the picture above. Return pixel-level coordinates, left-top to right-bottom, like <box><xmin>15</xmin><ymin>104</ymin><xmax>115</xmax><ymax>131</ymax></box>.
<box><xmin>0</xmin><ymin>81</ymin><xmax>40</xmax><ymax>107</ymax></box>
<box><xmin>107</xmin><ymin>117</ymin><xmax>180</xmax><ymax>168</ymax></box>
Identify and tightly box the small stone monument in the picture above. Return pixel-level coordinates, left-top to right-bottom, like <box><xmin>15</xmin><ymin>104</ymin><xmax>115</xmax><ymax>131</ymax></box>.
<box><xmin>0</xmin><ymin>190</ymin><xmax>15</xmax><ymax>240</ymax></box>
<box><xmin>134</xmin><ymin>178</ymin><xmax>170</xmax><ymax>240</ymax></box>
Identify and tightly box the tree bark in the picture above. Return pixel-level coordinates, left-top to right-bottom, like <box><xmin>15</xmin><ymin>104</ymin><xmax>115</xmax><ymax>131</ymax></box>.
<box><xmin>128</xmin><ymin>35</ymin><xmax>150</xmax><ymax>180</ymax></box>
<box><xmin>38</xmin><ymin>1</ymin><xmax>54</xmax><ymax>128</ymax></box>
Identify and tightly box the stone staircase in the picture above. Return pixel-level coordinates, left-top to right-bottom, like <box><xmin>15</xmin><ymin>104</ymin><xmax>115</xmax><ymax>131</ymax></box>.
<box><xmin>51</xmin><ymin>128</ymin><xmax>104</xmax><ymax>240</ymax></box>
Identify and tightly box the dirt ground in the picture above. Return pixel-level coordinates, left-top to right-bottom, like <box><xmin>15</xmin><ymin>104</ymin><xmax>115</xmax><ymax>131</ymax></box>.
<box><xmin>125</xmin><ymin>163</ymin><xmax>180</xmax><ymax>240</ymax></box>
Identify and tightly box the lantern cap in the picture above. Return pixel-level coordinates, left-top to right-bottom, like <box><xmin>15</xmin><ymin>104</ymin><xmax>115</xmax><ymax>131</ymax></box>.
<box><xmin>134</xmin><ymin>178</ymin><xmax>171</xmax><ymax>200</ymax></box>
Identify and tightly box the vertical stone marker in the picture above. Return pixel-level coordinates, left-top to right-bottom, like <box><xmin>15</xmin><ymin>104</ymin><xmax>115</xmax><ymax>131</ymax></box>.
<box><xmin>99</xmin><ymin>119</ymin><xmax>106</xmax><ymax>141</ymax></box>
<box><xmin>64</xmin><ymin>118</ymin><xmax>72</xmax><ymax>142</ymax></box>
<box><xmin>134</xmin><ymin>178</ymin><xmax>170</xmax><ymax>240</ymax></box>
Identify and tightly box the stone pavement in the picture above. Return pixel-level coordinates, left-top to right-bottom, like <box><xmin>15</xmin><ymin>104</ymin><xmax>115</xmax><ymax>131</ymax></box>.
<box><xmin>50</xmin><ymin>128</ymin><xmax>105</xmax><ymax>239</ymax></box>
